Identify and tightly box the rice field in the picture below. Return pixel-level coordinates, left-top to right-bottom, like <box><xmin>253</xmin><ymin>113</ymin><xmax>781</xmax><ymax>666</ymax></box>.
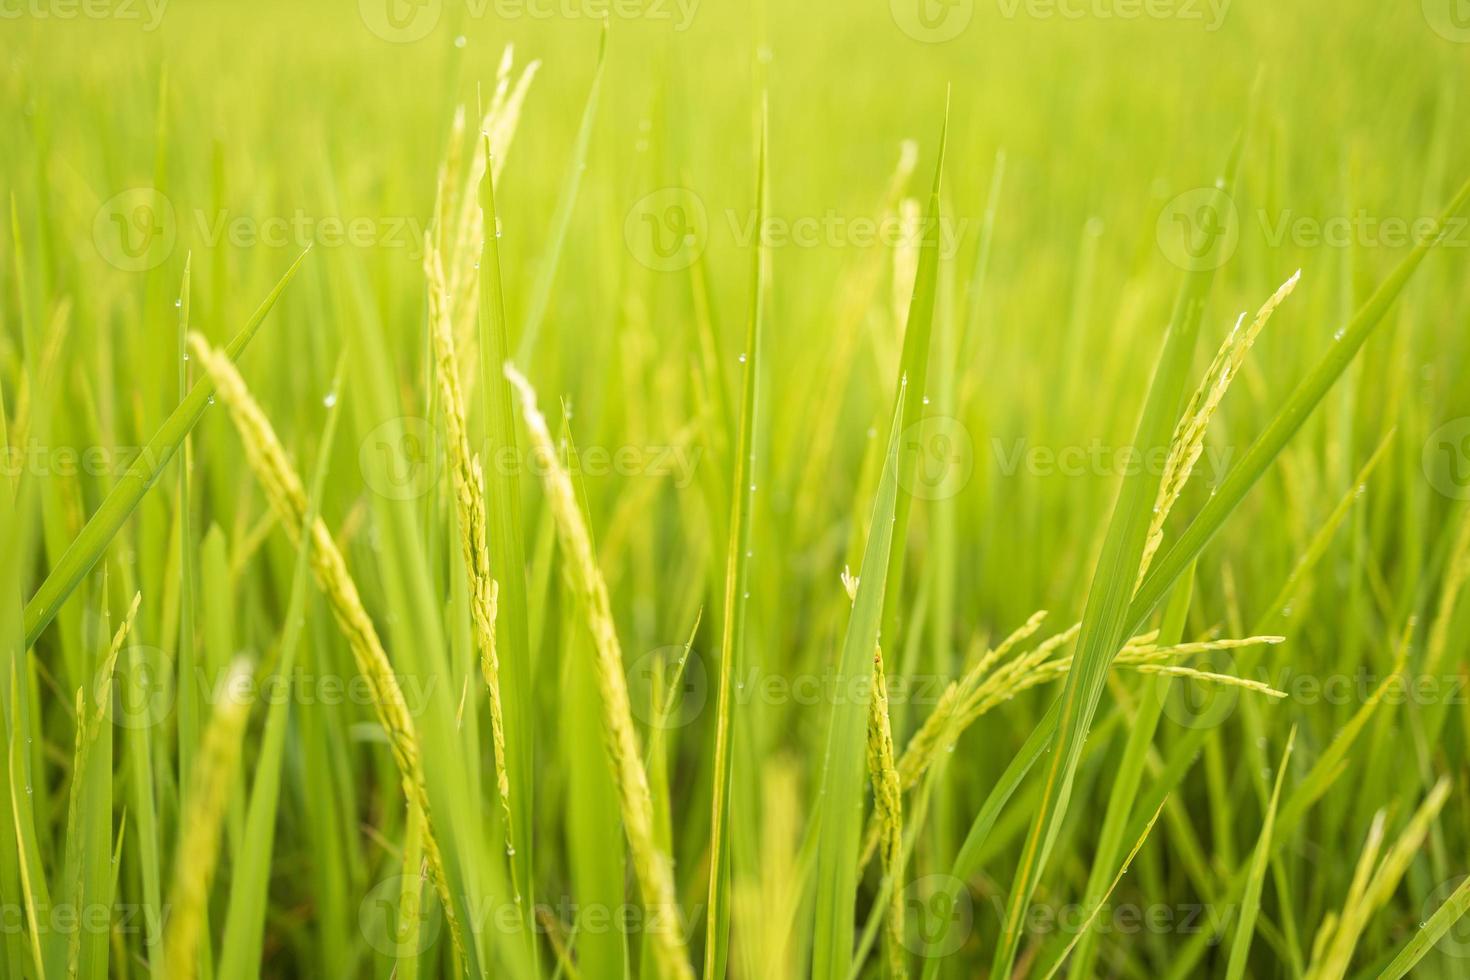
<box><xmin>4</xmin><ymin>1</ymin><xmax>1470</xmax><ymax>977</ymax></box>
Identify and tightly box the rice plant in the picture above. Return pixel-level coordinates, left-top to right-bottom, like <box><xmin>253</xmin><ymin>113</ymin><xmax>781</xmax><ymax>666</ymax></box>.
<box><xmin>4</xmin><ymin>2</ymin><xmax>1470</xmax><ymax>978</ymax></box>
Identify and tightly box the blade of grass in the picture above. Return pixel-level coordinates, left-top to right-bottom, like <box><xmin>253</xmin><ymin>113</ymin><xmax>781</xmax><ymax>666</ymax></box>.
<box><xmin>514</xmin><ymin>19</ymin><xmax>608</xmax><ymax>366</ymax></box>
<box><xmin>1128</xmin><ymin>174</ymin><xmax>1470</xmax><ymax>637</ymax></box>
<box><xmin>504</xmin><ymin>362</ymin><xmax>693</xmax><ymax>980</ymax></box>
<box><xmin>163</xmin><ymin>658</ymin><xmax>252</xmax><ymax>980</ymax></box>
<box><xmin>23</xmin><ymin>247</ymin><xmax>312</xmax><ymax>649</ymax></box>
<box><xmin>1068</xmin><ymin>565</ymin><xmax>1197</xmax><ymax>977</ymax></box>
<box><xmin>217</xmin><ymin>363</ymin><xmax>343</xmax><ymax>980</ymax></box>
<box><xmin>1224</xmin><ymin>727</ymin><xmax>1296</xmax><ymax>980</ymax></box>
<box><xmin>990</xmin><ymin>141</ymin><xmax>1243</xmax><ymax>978</ymax></box>
<box><xmin>476</xmin><ymin>131</ymin><xmax>538</xmax><ymax>954</ymax></box>
<box><xmin>811</xmin><ymin>376</ymin><xmax>907</xmax><ymax>980</ymax></box>
<box><xmin>704</xmin><ymin>95</ymin><xmax>767</xmax><ymax>980</ymax></box>
<box><xmin>1378</xmin><ymin>875</ymin><xmax>1470</xmax><ymax>980</ymax></box>
<box><xmin>189</xmin><ymin>332</ymin><xmax>470</xmax><ymax>974</ymax></box>
<box><xmin>917</xmin><ymin>696</ymin><xmax>1059</xmax><ymax>980</ymax></box>
<box><xmin>1036</xmin><ymin>797</ymin><xmax>1168</xmax><ymax>980</ymax></box>
<box><xmin>879</xmin><ymin>97</ymin><xmax>948</xmax><ymax>692</ymax></box>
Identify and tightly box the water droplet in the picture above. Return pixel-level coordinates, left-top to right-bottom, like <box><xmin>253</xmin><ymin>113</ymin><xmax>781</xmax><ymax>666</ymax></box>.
<box><xmin>505</xmin><ymin>845</ymin><xmax>516</xmax><ymax>857</ymax></box>
<box><xmin>207</xmin><ymin>395</ymin><xmax>216</xmax><ymax>406</ymax></box>
<box><xmin>922</xmin><ymin>396</ymin><xmax>931</xmax><ymax>406</ymax></box>
<box><xmin>174</xmin><ymin>298</ymin><xmax>182</xmax><ymax>308</ymax></box>
<box><xmin>738</xmin><ymin>352</ymin><xmax>747</xmax><ymax>364</ymax></box>
<box><xmin>454</xmin><ymin>34</ymin><xmax>467</xmax><ymax>48</ymax></box>
<box><xmin>323</xmin><ymin>392</ymin><xmax>338</xmax><ymax>408</ymax></box>
<box><xmin>1333</xmin><ymin>328</ymin><xmax>1345</xmax><ymax>341</ymax></box>
<box><xmin>182</xmin><ymin>352</ymin><xmax>190</xmax><ymax>361</ymax></box>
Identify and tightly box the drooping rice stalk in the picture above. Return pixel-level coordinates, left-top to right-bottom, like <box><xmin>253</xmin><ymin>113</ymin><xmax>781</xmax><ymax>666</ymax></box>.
<box><xmin>186</xmin><ymin>333</ymin><xmax>467</xmax><ymax>972</ymax></box>
<box><xmin>163</xmin><ymin>658</ymin><xmax>252</xmax><ymax>980</ymax></box>
<box><xmin>503</xmin><ymin>362</ymin><xmax>692</xmax><ymax>980</ymax></box>
<box><xmin>1138</xmin><ymin>270</ymin><xmax>1302</xmax><ymax>583</ymax></box>
<box><xmin>425</xmin><ymin>236</ymin><xmax>516</xmax><ymax>884</ymax></box>
<box><xmin>864</xmin><ymin>645</ymin><xmax>905</xmax><ymax>980</ymax></box>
